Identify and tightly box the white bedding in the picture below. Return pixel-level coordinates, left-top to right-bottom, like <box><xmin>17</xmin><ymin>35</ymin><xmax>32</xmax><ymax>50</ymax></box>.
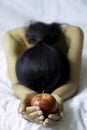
<box><xmin>0</xmin><ymin>0</ymin><xmax>87</xmax><ymax>130</ymax></box>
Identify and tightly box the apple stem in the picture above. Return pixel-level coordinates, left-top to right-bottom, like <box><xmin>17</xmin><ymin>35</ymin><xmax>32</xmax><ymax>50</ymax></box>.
<box><xmin>42</xmin><ymin>90</ymin><xmax>44</xmax><ymax>93</ymax></box>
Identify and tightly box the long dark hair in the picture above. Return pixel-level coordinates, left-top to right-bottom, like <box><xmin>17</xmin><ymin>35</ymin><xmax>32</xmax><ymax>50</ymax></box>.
<box><xmin>16</xmin><ymin>22</ymin><xmax>70</xmax><ymax>93</ymax></box>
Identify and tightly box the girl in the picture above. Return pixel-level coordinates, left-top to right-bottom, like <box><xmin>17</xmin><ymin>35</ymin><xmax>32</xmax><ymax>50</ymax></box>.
<box><xmin>3</xmin><ymin>22</ymin><xmax>83</xmax><ymax>126</ymax></box>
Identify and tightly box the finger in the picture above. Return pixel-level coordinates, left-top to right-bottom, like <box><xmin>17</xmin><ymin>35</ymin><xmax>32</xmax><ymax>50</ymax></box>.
<box><xmin>21</xmin><ymin>111</ymin><xmax>27</xmax><ymax>115</ymax></box>
<box><xmin>22</xmin><ymin>114</ymin><xmax>30</xmax><ymax>120</ymax></box>
<box><xmin>28</xmin><ymin>110</ymin><xmax>43</xmax><ymax>120</ymax></box>
<box><xmin>22</xmin><ymin>114</ymin><xmax>44</xmax><ymax>124</ymax></box>
<box><xmin>43</xmin><ymin>118</ymin><xmax>56</xmax><ymax>126</ymax></box>
<box><xmin>34</xmin><ymin>115</ymin><xmax>45</xmax><ymax>123</ymax></box>
<box><xmin>48</xmin><ymin>114</ymin><xmax>61</xmax><ymax>121</ymax></box>
<box><xmin>26</xmin><ymin>106</ymin><xmax>40</xmax><ymax>113</ymax></box>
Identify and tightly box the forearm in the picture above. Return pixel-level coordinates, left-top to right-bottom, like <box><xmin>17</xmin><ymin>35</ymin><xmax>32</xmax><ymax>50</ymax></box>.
<box><xmin>13</xmin><ymin>83</ymin><xmax>38</xmax><ymax>100</ymax></box>
<box><xmin>51</xmin><ymin>81</ymin><xmax>78</xmax><ymax>101</ymax></box>
<box><xmin>52</xmin><ymin>28</ymin><xmax>83</xmax><ymax>101</ymax></box>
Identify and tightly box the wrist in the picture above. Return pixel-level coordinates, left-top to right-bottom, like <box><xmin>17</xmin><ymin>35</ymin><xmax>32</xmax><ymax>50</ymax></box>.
<box><xmin>51</xmin><ymin>93</ymin><xmax>64</xmax><ymax>117</ymax></box>
<box><xmin>51</xmin><ymin>93</ymin><xmax>63</xmax><ymax>103</ymax></box>
<box><xmin>13</xmin><ymin>83</ymin><xmax>38</xmax><ymax>100</ymax></box>
<box><xmin>22</xmin><ymin>91</ymin><xmax>38</xmax><ymax>100</ymax></box>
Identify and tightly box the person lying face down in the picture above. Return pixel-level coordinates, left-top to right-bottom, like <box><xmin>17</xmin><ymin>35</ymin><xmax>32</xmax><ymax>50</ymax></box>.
<box><xmin>3</xmin><ymin>21</ymin><xmax>83</xmax><ymax>126</ymax></box>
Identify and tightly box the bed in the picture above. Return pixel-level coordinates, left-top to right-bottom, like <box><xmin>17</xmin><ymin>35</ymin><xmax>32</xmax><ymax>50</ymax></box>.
<box><xmin>0</xmin><ymin>0</ymin><xmax>87</xmax><ymax>130</ymax></box>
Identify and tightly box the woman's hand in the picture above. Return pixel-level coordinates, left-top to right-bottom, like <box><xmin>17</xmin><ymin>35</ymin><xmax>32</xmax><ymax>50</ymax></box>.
<box><xmin>42</xmin><ymin>94</ymin><xmax>64</xmax><ymax>126</ymax></box>
<box><xmin>18</xmin><ymin>94</ymin><xmax>45</xmax><ymax>124</ymax></box>
<box><xmin>18</xmin><ymin>93</ymin><xmax>64</xmax><ymax>125</ymax></box>
<box><xmin>22</xmin><ymin>106</ymin><xmax>45</xmax><ymax>124</ymax></box>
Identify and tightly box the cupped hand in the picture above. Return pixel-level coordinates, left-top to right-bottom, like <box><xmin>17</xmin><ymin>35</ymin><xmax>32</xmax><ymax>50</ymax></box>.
<box><xmin>42</xmin><ymin>94</ymin><xmax>64</xmax><ymax>126</ymax></box>
<box><xmin>18</xmin><ymin>93</ymin><xmax>64</xmax><ymax>125</ymax></box>
<box><xmin>18</xmin><ymin>94</ymin><xmax>45</xmax><ymax>124</ymax></box>
<box><xmin>22</xmin><ymin>106</ymin><xmax>45</xmax><ymax>124</ymax></box>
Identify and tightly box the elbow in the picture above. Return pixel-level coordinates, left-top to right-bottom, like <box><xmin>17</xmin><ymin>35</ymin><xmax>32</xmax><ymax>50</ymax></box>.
<box><xmin>71</xmin><ymin>26</ymin><xmax>83</xmax><ymax>34</ymax></box>
<box><xmin>3</xmin><ymin>32</ymin><xmax>12</xmax><ymax>46</ymax></box>
<box><xmin>73</xmin><ymin>26</ymin><xmax>84</xmax><ymax>39</ymax></box>
<box><xmin>75</xmin><ymin>26</ymin><xmax>84</xmax><ymax>41</ymax></box>
<box><xmin>69</xmin><ymin>26</ymin><xmax>84</xmax><ymax>39</ymax></box>
<box><xmin>74</xmin><ymin>26</ymin><xmax>83</xmax><ymax>32</ymax></box>
<box><xmin>3</xmin><ymin>32</ymin><xmax>11</xmax><ymax>40</ymax></box>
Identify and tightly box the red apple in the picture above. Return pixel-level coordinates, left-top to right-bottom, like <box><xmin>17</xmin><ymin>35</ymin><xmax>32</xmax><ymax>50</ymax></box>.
<box><xmin>31</xmin><ymin>93</ymin><xmax>58</xmax><ymax>117</ymax></box>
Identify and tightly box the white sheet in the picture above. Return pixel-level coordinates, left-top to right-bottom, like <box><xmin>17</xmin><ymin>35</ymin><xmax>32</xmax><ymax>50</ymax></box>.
<box><xmin>0</xmin><ymin>0</ymin><xmax>87</xmax><ymax>130</ymax></box>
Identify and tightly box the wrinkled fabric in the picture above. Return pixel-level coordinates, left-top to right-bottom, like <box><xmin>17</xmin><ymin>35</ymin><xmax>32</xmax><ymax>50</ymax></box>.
<box><xmin>0</xmin><ymin>0</ymin><xmax>87</xmax><ymax>130</ymax></box>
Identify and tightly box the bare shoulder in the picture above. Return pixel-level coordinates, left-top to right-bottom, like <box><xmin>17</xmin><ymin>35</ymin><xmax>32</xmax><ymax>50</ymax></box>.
<box><xmin>3</xmin><ymin>27</ymin><xmax>28</xmax><ymax>85</ymax></box>
<box><xmin>61</xmin><ymin>26</ymin><xmax>84</xmax><ymax>47</ymax></box>
<box><xmin>5</xmin><ymin>26</ymin><xmax>27</xmax><ymax>41</ymax></box>
<box><xmin>3</xmin><ymin>27</ymin><xmax>29</xmax><ymax>54</ymax></box>
<box><xmin>8</xmin><ymin>26</ymin><xmax>27</xmax><ymax>35</ymax></box>
<box><xmin>62</xmin><ymin>26</ymin><xmax>83</xmax><ymax>37</ymax></box>
<box><xmin>3</xmin><ymin>27</ymin><xmax>28</xmax><ymax>59</ymax></box>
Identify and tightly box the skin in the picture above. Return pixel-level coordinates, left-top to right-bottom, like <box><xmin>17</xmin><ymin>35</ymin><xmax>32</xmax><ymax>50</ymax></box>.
<box><xmin>3</xmin><ymin>25</ymin><xmax>83</xmax><ymax>126</ymax></box>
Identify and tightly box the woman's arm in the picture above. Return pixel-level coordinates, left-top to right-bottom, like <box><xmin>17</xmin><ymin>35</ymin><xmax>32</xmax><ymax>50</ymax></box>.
<box><xmin>39</xmin><ymin>26</ymin><xmax>84</xmax><ymax>126</ymax></box>
<box><xmin>3</xmin><ymin>28</ymin><xmax>38</xmax><ymax>100</ymax></box>
<box><xmin>52</xmin><ymin>26</ymin><xmax>83</xmax><ymax>101</ymax></box>
<box><xmin>3</xmin><ymin>29</ymin><xmax>45</xmax><ymax>124</ymax></box>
